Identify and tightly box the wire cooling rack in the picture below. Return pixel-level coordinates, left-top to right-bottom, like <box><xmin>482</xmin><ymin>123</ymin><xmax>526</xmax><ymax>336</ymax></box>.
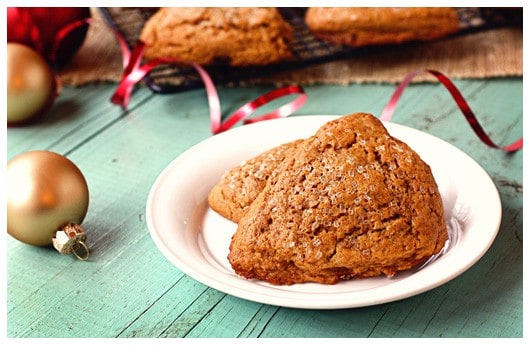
<box><xmin>99</xmin><ymin>7</ymin><xmax>522</xmax><ymax>93</ymax></box>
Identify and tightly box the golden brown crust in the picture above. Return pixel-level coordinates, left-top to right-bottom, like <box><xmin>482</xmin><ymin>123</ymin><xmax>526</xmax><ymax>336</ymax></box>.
<box><xmin>140</xmin><ymin>7</ymin><xmax>294</xmax><ymax>66</ymax></box>
<box><xmin>208</xmin><ymin>139</ymin><xmax>303</xmax><ymax>223</ymax></box>
<box><xmin>228</xmin><ymin>113</ymin><xmax>447</xmax><ymax>285</ymax></box>
<box><xmin>305</xmin><ymin>7</ymin><xmax>460</xmax><ymax>47</ymax></box>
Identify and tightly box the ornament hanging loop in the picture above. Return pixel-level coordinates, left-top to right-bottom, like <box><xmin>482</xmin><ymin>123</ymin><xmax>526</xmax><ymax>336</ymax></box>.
<box><xmin>52</xmin><ymin>223</ymin><xmax>90</xmax><ymax>261</ymax></box>
<box><xmin>71</xmin><ymin>240</ymin><xmax>90</xmax><ymax>261</ymax></box>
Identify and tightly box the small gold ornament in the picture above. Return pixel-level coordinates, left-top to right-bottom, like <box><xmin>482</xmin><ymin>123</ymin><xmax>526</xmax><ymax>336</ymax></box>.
<box><xmin>7</xmin><ymin>43</ymin><xmax>56</xmax><ymax>125</ymax></box>
<box><xmin>7</xmin><ymin>150</ymin><xmax>90</xmax><ymax>260</ymax></box>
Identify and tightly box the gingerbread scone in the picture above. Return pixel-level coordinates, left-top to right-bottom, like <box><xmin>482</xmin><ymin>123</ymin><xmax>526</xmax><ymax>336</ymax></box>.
<box><xmin>208</xmin><ymin>139</ymin><xmax>303</xmax><ymax>223</ymax></box>
<box><xmin>228</xmin><ymin>113</ymin><xmax>447</xmax><ymax>285</ymax></box>
<box><xmin>140</xmin><ymin>7</ymin><xmax>294</xmax><ymax>66</ymax></box>
<box><xmin>305</xmin><ymin>7</ymin><xmax>460</xmax><ymax>47</ymax></box>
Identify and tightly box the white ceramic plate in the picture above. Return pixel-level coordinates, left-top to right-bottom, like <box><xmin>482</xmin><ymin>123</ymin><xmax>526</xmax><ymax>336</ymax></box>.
<box><xmin>146</xmin><ymin>115</ymin><xmax>501</xmax><ymax>309</ymax></box>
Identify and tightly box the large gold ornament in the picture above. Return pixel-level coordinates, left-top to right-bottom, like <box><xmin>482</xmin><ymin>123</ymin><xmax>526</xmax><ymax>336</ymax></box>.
<box><xmin>7</xmin><ymin>151</ymin><xmax>90</xmax><ymax>259</ymax></box>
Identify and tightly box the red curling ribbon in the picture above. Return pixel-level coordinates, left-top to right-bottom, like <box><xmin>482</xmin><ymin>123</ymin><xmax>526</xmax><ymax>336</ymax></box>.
<box><xmin>381</xmin><ymin>69</ymin><xmax>522</xmax><ymax>153</ymax></box>
<box><xmin>191</xmin><ymin>63</ymin><xmax>306</xmax><ymax>134</ymax></box>
<box><xmin>49</xmin><ymin>18</ymin><xmax>92</xmax><ymax>66</ymax></box>
<box><xmin>211</xmin><ymin>85</ymin><xmax>307</xmax><ymax>134</ymax></box>
<box><xmin>110</xmin><ymin>39</ymin><xmax>155</xmax><ymax>107</ymax></box>
<box><xmin>110</xmin><ymin>32</ymin><xmax>307</xmax><ymax>134</ymax></box>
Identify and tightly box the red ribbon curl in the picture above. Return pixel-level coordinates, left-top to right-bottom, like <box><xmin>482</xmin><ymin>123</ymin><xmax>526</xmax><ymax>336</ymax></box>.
<box><xmin>110</xmin><ymin>32</ymin><xmax>307</xmax><ymax>134</ymax></box>
<box><xmin>381</xmin><ymin>69</ymin><xmax>522</xmax><ymax>153</ymax></box>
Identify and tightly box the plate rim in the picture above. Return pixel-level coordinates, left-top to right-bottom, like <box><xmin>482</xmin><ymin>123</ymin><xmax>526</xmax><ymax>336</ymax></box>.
<box><xmin>146</xmin><ymin>115</ymin><xmax>502</xmax><ymax>309</ymax></box>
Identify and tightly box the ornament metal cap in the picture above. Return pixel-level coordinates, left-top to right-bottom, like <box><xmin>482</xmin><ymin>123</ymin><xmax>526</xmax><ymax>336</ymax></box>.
<box><xmin>52</xmin><ymin>223</ymin><xmax>90</xmax><ymax>260</ymax></box>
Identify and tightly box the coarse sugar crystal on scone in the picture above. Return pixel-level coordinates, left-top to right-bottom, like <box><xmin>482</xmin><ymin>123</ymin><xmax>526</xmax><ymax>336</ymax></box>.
<box><xmin>228</xmin><ymin>113</ymin><xmax>447</xmax><ymax>285</ymax></box>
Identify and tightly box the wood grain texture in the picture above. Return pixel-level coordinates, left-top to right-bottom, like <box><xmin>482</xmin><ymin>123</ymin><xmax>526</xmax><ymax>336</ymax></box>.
<box><xmin>6</xmin><ymin>79</ymin><xmax>522</xmax><ymax>338</ymax></box>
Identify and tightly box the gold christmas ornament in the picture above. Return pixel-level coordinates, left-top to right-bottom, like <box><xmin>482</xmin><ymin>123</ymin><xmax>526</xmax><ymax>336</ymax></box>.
<box><xmin>7</xmin><ymin>150</ymin><xmax>90</xmax><ymax>260</ymax></box>
<box><xmin>7</xmin><ymin>43</ymin><xmax>56</xmax><ymax>125</ymax></box>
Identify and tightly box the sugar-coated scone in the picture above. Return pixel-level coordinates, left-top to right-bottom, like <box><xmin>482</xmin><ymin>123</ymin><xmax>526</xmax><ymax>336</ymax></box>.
<box><xmin>305</xmin><ymin>7</ymin><xmax>460</xmax><ymax>47</ymax></box>
<box><xmin>228</xmin><ymin>113</ymin><xmax>447</xmax><ymax>285</ymax></box>
<box><xmin>140</xmin><ymin>7</ymin><xmax>294</xmax><ymax>66</ymax></box>
<box><xmin>208</xmin><ymin>139</ymin><xmax>303</xmax><ymax>223</ymax></box>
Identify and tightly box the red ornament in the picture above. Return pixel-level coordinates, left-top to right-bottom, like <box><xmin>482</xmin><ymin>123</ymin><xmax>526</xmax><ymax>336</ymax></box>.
<box><xmin>7</xmin><ymin>7</ymin><xmax>91</xmax><ymax>67</ymax></box>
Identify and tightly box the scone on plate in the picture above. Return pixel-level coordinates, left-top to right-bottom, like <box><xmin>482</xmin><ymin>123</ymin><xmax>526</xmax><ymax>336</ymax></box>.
<box><xmin>228</xmin><ymin>113</ymin><xmax>447</xmax><ymax>285</ymax></box>
<box><xmin>208</xmin><ymin>139</ymin><xmax>303</xmax><ymax>223</ymax></box>
<box><xmin>305</xmin><ymin>7</ymin><xmax>460</xmax><ymax>47</ymax></box>
<box><xmin>140</xmin><ymin>7</ymin><xmax>294</xmax><ymax>66</ymax></box>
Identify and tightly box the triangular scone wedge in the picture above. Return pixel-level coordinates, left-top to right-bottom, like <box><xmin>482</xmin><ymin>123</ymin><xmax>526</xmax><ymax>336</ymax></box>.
<box><xmin>228</xmin><ymin>113</ymin><xmax>447</xmax><ymax>285</ymax></box>
<box><xmin>208</xmin><ymin>139</ymin><xmax>303</xmax><ymax>223</ymax></box>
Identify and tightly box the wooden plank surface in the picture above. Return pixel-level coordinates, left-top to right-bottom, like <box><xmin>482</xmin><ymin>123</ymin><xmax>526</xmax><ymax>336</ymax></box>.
<box><xmin>6</xmin><ymin>78</ymin><xmax>523</xmax><ymax>338</ymax></box>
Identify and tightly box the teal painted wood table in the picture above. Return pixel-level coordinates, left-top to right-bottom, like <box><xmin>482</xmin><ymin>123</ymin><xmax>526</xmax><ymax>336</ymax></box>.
<box><xmin>6</xmin><ymin>77</ymin><xmax>523</xmax><ymax>338</ymax></box>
